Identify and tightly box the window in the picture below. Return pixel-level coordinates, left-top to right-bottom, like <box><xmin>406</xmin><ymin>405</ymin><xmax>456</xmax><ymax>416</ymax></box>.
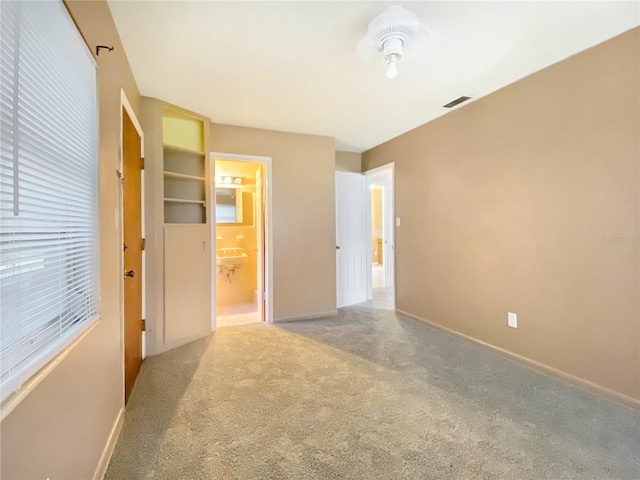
<box><xmin>0</xmin><ymin>0</ymin><xmax>99</xmax><ymax>402</ymax></box>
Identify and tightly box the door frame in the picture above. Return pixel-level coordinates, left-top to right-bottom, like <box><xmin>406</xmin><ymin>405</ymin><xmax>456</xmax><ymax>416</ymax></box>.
<box><xmin>365</xmin><ymin>162</ymin><xmax>395</xmax><ymax>304</ymax></box>
<box><xmin>209</xmin><ymin>152</ymin><xmax>273</xmax><ymax>327</ymax></box>
<box><xmin>119</xmin><ymin>89</ymin><xmax>145</xmax><ymax>377</ymax></box>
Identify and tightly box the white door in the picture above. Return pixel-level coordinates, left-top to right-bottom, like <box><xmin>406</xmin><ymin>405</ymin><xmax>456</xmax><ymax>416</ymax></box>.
<box><xmin>336</xmin><ymin>172</ymin><xmax>368</xmax><ymax>308</ymax></box>
<box><xmin>255</xmin><ymin>165</ymin><xmax>264</xmax><ymax>321</ymax></box>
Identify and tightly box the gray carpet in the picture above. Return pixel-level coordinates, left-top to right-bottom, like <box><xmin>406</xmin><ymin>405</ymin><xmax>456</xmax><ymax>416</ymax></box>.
<box><xmin>106</xmin><ymin>304</ymin><xmax>640</xmax><ymax>479</ymax></box>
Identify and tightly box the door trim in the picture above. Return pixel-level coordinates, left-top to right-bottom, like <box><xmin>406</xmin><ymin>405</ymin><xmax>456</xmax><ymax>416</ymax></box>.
<box><xmin>209</xmin><ymin>152</ymin><xmax>274</xmax><ymax>326</ymax></box>
<box><xmin>365</xmin><ymin>162</ymin><xmax>395</xmax><ymax>306</ymax></box>
<box><xmin>119</xmin><ymin>89</ymin><xmax>145</xmax><ymax>379</ymax></box>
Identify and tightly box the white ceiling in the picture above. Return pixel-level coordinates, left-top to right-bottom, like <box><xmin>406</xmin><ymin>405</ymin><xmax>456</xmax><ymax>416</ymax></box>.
<box><xmin>108</xmin><ymin>1</ymin><xmax>639</xmax><ymax>153</ymax></box>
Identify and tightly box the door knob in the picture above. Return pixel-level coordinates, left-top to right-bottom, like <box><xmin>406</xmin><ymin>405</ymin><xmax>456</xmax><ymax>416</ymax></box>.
<box><xmin>336</xmin><ymin>246</ymin><xmax>341</xmax><ymax>250</ymax></box>
<box><xmin>124</xmin><ymin>270</ymin><xmax>135</xmax><ymax>278</ymax></box>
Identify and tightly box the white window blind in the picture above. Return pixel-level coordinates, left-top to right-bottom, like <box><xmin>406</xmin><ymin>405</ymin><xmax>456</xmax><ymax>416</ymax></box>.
<box><xmin>0</xmin><ymin>0</ymin><xmax>99</xmax><ymax>402</ymax></box>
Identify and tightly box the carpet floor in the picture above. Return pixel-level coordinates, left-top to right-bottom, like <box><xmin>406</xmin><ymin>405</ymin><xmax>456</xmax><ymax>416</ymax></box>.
<box><xmin>106</xmin><ymin>304</ymin><xmax>640</xmax><ymax>479</ymax></box>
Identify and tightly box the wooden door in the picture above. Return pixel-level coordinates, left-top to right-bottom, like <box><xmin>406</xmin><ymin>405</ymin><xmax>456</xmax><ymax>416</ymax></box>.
<box><xmin>335</xmin><ymin>172</ymin><xmax>368</xmax><ymax>308</ymax></box>
<box><xmin>123</xmin><ymin>108</ymin><xmax>143</xmax><ymax>402</ymax></box>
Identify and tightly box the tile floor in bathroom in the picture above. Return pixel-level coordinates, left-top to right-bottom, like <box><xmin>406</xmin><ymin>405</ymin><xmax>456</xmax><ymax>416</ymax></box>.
<box><xmin>372</xmin><ymin>264</ymin><xmax>384</xmax><ymax>288</ymax></box>
<box><xmin>216</xmin><ymin>302</ymin><xmax>261</xmax><ymax>328</ymax></box>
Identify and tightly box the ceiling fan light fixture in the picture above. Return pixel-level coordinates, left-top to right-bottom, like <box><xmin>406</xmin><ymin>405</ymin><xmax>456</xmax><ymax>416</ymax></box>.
<box><xmin>382</xmin><ymin>36</ymin><xmax>403</xmax><ymax>57</ymax></box>
<box><xmin>366</xmin><ymin>5</ymin><xmax>431</xmax><ymax>80</ymax></box>
<box><xmin>383</xmin><ymin>36</ymin><xmax>402</xmax><ymax>79</ymax></box>
<box><xmin>386</xmin><ymin>55</ymin><xmax>399</xmax><ymax>79</ymax></box>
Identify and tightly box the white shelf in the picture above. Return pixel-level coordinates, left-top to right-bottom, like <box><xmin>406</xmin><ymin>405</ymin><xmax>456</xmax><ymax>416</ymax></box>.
<box><xmin>164</xmin><ymin>197</ymin><xmax>206</xmax><ymax>205</ymax></box>
<box><xmin>163</xmin><ymin>143</ymin><xmax>204</xmax><ymax>156</ymax></box>
<box><xmin>163</xmin><ymin>171</ymin><xmax>205</xmax><ymax>181</ymax></box>
<box><xmin>162</xmin><ymin>113</ymin><xmax>207</xmax><ymax>225</ymax></box>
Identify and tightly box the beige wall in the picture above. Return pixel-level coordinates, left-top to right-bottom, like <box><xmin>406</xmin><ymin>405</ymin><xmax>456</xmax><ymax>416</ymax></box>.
<box><xmin>335</xmin><ymin>150</ymin><xmax>362</xmax><ymax>173</ymax></box>
<box><xmin>211</xmin><ymin>125</ymin><xmax>337</xmax><ymax>320</ymax></box>
<box><xmin>1</xmin><ymin>2</ymin><xmax>140</xmax><ymax>479</ymax></box>
<box><xmin>363</xmin><ymin>28</ymin><xmax>640</xmax><ymax>404</ymax></box>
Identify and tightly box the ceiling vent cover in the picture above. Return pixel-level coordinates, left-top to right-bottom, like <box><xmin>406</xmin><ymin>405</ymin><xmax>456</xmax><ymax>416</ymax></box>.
<box><xmin>443</xmin><ymin>96</ymin><xmax>472</xmax><ymax>108</ymax></box>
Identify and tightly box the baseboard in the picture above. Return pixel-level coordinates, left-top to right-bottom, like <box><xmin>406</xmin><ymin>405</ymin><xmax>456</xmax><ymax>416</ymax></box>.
<box><xmin>396</xmin><ymin>309</ymin><xmax>640</xmax><ymax>411</ymax></box>
<box><xmin>274</xmin><ymin>309</ymin><xmax>339</xmax><ymax>323</ymax></box>
<box><xmin>93</xmin><ymin>406</ymin><xmax>124</xmax><ymax>480</ymax></box>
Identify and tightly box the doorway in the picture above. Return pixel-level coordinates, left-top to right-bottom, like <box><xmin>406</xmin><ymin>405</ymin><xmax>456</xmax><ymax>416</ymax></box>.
<box><xmin>210</xmin><ymin>153</ymin><xmax>273</xmax><ymax>328</ymax></box>
<box><xmin>366</xmin><ymin>163</ymin><xmax>395</xmax><ymax>310</ymax></box>
<box><xmin>121</xmin><ymin>96</ymin><xmax>144</xmax><ymax>402</ymax></box>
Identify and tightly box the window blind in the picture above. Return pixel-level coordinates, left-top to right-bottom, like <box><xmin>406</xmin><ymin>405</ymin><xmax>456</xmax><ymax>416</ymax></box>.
<box><xmin>0</xmin><ymin>0</ymin><xmax>99</xmax><ymax>402</ymax></box>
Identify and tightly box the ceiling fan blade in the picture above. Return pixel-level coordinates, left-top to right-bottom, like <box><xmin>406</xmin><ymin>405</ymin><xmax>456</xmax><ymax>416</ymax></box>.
<box><xmin>404</xmin><ymin>25</ymin><xmax>434</xmax><ymax>58</ymax></box>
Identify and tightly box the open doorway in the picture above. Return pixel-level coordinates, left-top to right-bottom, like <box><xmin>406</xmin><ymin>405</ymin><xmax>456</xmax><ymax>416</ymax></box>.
<box><xmin>366</xmin><ymin>163</ymin><xmax>395</xmax><ymax>310</ymax></box>
<box><xmin>211</xmin><ymin>154</ymin><xmax>273</xmax><ymax>328</ymax></box>
<box><xmin>370</xmin><ymin>185</ymin><xmax>385</xmax><ymax>287</ymax></box>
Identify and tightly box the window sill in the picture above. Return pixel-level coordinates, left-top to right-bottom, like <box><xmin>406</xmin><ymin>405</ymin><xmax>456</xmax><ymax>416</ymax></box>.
<box><xmin>0</xmin><ymin>316</ymin><xmax>100</xmax><ymax>422</ymax></box>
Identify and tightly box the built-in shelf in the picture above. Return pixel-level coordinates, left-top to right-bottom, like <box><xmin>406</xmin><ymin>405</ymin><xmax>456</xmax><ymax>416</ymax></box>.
<box><xmin>163</xmin><ymin>143</ymin><xmax>204</xmax><ymax>156</ymax></box>
<box><xmin>164</xmin><ymin>197</ymin><xmax>206</xmax><ymax>205</ymax></box>
<box><xmin>161</xmin><ymin>110</ymin><xmax>207</xmax><ymax>224</ymax></box>
<box><xmin>142</xmin><ymin>97</ymin><xmax>212</xmax><ymax>356</ymax></box>
<box><xmin>163</xmin><ymin>171</ymin><xmax>205</xmax><ymax>181</ymax></box>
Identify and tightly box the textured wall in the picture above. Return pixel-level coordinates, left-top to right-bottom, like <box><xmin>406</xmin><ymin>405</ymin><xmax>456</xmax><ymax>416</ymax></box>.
<box><xmin>363</xmin><ymin>28</ymin><xmax>640</xmax><ymax>403</ymax></box>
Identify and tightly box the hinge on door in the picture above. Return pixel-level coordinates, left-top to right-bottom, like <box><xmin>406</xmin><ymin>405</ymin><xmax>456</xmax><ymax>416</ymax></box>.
<box><xmin>140</xmin><ymin>157</ymin><xmax>145</xmax><ymax>170</ymax></box>
<box><xmin>141</xmin><ymin>238</ymin><xmax>145</xmax><ymax>251</ymax></box>
<box><xmin>116</xmin><ymin>169</ymin><xmax>125</xmax><ymax>186</ymax></box>
<box><xmin>141</xmin><ymin>319</ymin><xmax>146</xmax><ymax>331</ymax></box>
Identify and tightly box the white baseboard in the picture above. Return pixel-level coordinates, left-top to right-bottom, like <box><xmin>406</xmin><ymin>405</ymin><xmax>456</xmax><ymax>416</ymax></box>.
<box><xmin>274</xmin><ymin>309</ymin><xmax>339</xmax><ymax>323</ymax></box>
<box><xmin>396</xmin><ymin>309</ymin><xmax>640</xmax><ymax>411</ymax></box>
<box><xmin>93</xmin><ymin>406</ymin><xmax>124</xmax><ymax>480</ymax></box>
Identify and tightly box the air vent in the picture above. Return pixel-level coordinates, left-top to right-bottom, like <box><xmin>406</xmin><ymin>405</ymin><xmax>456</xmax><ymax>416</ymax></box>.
<box><xmin>443</xmin><ymin>96</ymin><xmax>472</xmax><ymax>108</ymax></box>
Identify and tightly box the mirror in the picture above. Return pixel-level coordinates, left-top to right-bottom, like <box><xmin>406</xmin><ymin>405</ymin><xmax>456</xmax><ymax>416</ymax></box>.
<box><xmin>215</xmin><ymin>187</ymin><xmax>243</xmax><ymax>224</ymax></box>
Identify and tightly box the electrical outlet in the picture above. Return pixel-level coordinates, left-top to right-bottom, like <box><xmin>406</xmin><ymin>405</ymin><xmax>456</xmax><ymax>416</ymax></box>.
<box><xmin>508</xmin><ymin>312</ymin><xmax>517</xmax><ymax>328</ymax></box>
<box><xmin>396</xmin><ymin>217</ymin><xmax>401</xmax><ymax>227</ymax></box>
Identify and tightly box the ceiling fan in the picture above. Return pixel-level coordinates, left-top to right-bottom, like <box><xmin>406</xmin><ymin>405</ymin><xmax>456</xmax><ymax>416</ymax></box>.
<box><xmin>361</xmin><ymin>5</ymin><xmax>433</xmax><ymax>79</ymax></box>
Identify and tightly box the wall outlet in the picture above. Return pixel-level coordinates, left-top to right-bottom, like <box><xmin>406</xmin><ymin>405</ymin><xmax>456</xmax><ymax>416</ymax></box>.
<box><xmin>396</xmin><ymin>217</ymin><xmax>401</xmax><ymax>227</ymax></box>
<box><xmin>508</xmin><ymin>312</ymin><xmax>517</xmax><ymax>328</ymax></box>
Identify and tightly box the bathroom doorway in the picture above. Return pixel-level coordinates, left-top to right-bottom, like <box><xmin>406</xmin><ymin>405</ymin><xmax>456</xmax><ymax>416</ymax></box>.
<box><xmin>370</xmin><ymin>185</ymin><xmax>385</xmax><ymax>287</ymax></box>
<box><xmin>366</xmin><ymin>163</ymin><xmax>395</xmax><ymax>310</ymax></box>
<box><xmin>210</xmin><ymin>154</ymin><xmax>272</xmax><ymax>328</ymax></box>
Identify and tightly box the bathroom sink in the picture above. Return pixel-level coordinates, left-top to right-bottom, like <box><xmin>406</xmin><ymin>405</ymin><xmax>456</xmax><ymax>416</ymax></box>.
<box><xmin>216</xmin><ymin>248</ymin><xmax>248</xmax><ymax>266</ymax></box>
